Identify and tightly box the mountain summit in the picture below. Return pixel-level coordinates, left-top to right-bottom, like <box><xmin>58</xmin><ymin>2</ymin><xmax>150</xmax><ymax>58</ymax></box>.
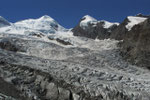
<box><xmin>72</xmin><ymin>15</ymin><xmax>119</xmax><ymax>39</ymax></box>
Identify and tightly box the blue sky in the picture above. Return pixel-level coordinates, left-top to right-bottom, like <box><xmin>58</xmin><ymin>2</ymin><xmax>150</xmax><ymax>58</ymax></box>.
<box><xmin>0</xmin><ymin>0</ymin><xmax>149</xmax><ymax>28</ymax></box>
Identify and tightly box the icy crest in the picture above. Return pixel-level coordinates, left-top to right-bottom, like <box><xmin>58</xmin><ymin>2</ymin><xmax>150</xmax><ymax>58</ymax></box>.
<box><xmin>126</xmin><ymin>16</ymin><xmax>147</xmax><ymax>31</ymax></box>
<box><xmin>80</xmin><ymin>15</ymin><xmax>119</xmax><ymax>30</ymax></box>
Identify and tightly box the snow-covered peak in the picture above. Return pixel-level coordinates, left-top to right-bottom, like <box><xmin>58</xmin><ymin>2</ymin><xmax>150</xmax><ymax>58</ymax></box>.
<box><xmin>126</xmin><ymin>16</ymin><xmax>147</xmax><ymax>31</ymax></box>
<box><xmin>14</xmin><ymin>15</ymin><xmax>66</xmax><ymax>34</ymax></box>
<box><xmin>100</xmin><ymin>20</ymin><xmax>119</xmax><ymax>29</ymax></box>
<box><xmin>80</xmin><ymin>15</ymin><xmax>98</xmax><ymax>30</ymax></box>
<box><xmin>0</xmin><ymin>15</ymin><xmax>69</xmax><ymax>35</ymax></box>
<box><xmin>79</xmin><ymin>15</ymin><xmax>119</xmax><ymax>30</ymax></box>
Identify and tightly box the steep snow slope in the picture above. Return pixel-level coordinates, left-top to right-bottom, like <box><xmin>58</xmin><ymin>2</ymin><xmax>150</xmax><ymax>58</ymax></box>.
<box><xmin>126</xmin><ymin>16</ymin><xmax>147</xmax><ymax>31</ymax></box>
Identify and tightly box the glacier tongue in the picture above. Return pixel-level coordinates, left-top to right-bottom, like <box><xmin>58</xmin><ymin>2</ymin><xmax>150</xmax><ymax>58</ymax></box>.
<box><xmin>0</xmin><ymin>33</ymin><xmax>150</xmax><ymax>100</ymax></box>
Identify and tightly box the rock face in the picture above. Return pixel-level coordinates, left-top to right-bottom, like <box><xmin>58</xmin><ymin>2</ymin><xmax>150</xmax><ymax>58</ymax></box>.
<box><xmin>72</xmin><ymin>15</ymin><xmax>119</xmax><ymax>39</ymax></box>
<box><xmin>110</xmin><ymin>16</ymin><xmax>147</xmax><ymax>40</ymax></box>
<box><xmin>120</xmin><ymin>18</ymin><xmax>150</xmax><ymax>69</ymax></box>
<box><xmin>110</xmin><ymin>18</ymin><xmax>129</xmax><ymax>40</ymax></box>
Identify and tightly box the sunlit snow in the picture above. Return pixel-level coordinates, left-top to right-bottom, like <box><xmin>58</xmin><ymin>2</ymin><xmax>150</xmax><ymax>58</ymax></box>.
<box><xmin>126</xmin><ymin>16</ymin><xmax>147</xmax><ymax>31</ymax></box>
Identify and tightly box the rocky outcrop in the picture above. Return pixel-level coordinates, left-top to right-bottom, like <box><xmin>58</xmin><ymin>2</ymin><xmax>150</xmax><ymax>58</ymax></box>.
<box><xmin>119</xmin><ymin>18</ymin><xmax>150</xmax><ymax>69</ymax></box>
<box><xmin>56</xmin><ymin>38</ymin><xmax>72</xmax><ymax>45</ymax></box>
<box><xmin>0</xmin><ymin>37</ymin><xmax>26</xmax><ymax>52</ymax></box>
